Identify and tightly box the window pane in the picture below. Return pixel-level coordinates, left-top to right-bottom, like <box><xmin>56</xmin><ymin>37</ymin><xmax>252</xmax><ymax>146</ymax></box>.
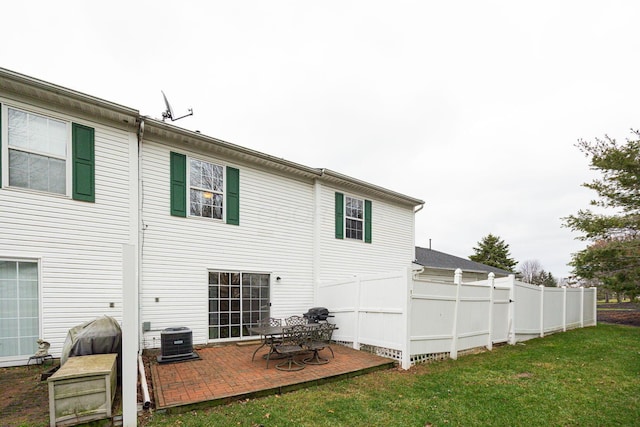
<box><xmin>190</xmin><ymin>160</ymin><xmax>202</xmax><ymax>187</ymax></box>
<box><xmin>208</xmin><ymin>286</ymin><xmax>218</xmax><ymax>299</ymax></box>
<box><xmin>0</xmin><ymin>299</ymin><xmax>18</xmax><ymax>317</ymax></box>
<box><xmin>29</xmin><ymin>155</ymin><xmax>49</xmax><ymax>192</ymax></box>
<box><xmin>0</xmin><ymin>262</ymin><xmax>17</xmax><ymax>280</ymax></box>
<box><xmin>8</xmin><ymin>109</ymin><xmax>28</xmax><ymax>149</ymax></box>
<box><xmin>49</xmin><ymin>119</ymin><xmax>67</xmax><ymax>157</ymax></box>
<box><xmin>0</xmin><ymin>318</ymin><xmax>18</xmax><ymax>336</ymax></box>
<box><xmin>20</xmin><ymin>281</ymin><xmax>38</xmax><ymax>299</ymax></box>
<box><xmin>19</xmin><ymin>317</ymin><xmax>38</xmax><ymax>336</ymax></box>
<box><xmin>49</xmin><ymin>158</ymin><xmax>66</xmax><ymax>194</ymax></box>
<box><xmin>9</xmin><ymin>150</ymin><xmax>65</xmax><ymax>194</ymax></box>
<box><xmin>201</xmin><ymin>204</ymin><xmax>212</xmax><ymax>219</ymax></box>
<box><xmin>213</xmin><ymin>194</ymin><xmax>223</xmax><ymax>219</ymax></box>
<box><xmin>18</xmin><ymin>263</ymin><xmax>37</xmax><ymax>280</ymax></box>
<box><xmin>8</xmin><ymin>150</ymin><xmax>29</xmax><ymax>188</ymax></box>
<box><xmin>212</xmin><ymin>165</ymin><xmax>223</xmax><ymax>192</ymax></box>
<box><xmin>0</xmin><ymin>280</ymin><xmax>17</xmax><ymax>298</ymax></box>
<box><xmin>19</xmin><ymin>299</ymin><xmax>38</xmax><ymax>317</ymax></box>
<box><xmin>208</xmin><ymin>272</ymin><xmax>219</xmax><ymax>285</ymax></box>
<box><xmin>29</xmin><ymin>114</ymin><xmax>49</xmax><ymax>153</ymax></box>
<box><xmin>20</xmin><ymin>336</ymin><xmax>38</xmax><ymax>355</ymax></box>
<box><xmin>201</xmin><ymin>162</ymin><xmax>213</xmax><ymax>190</ymax></box>
<box><xmin>0</xmin><ymin>338</ymin><xmax>19</xmax><ymax>357</ymax></box>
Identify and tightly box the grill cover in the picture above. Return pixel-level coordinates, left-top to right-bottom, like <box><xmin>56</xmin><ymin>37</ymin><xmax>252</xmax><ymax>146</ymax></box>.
<box><xmin>303</xmin><ymin>307</ymin><xmax>331</xmax><ymax>322</ymax></box>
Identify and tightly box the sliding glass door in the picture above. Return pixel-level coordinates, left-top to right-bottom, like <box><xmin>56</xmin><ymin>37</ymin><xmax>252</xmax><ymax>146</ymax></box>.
<box><xmin>208</xmin><ymin>271</ymin><xmax>270</xmax><ymax>340</ymax></box>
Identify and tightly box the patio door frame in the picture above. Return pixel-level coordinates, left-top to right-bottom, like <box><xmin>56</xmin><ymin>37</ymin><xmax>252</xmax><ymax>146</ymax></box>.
<box><xmin>207</xmin><ymin>270</ymin><xmax>271</xmax><ymax>342</ymax></box>
<box><xmin>0</xmin><ymin>257</ymin><xmax>42</xmax><ymax>366</ymax></box>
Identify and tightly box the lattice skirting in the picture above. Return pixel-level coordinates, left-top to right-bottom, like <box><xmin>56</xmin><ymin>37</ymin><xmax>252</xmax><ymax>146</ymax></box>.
<box><xmin>410</xmin><ymin>352</ymin><xmax>449</xmax><ymax>364</ymax></box>
<box><xmin>335</xmin><ymin>341</ymin><xmax>489</xmax><ymax>367</ymax></box>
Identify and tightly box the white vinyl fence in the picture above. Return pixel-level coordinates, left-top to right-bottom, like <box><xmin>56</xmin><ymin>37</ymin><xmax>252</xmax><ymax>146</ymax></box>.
<box><xmin>317</xmin><ymin>267</ymin><xmax>597</xmax><ymax>369</ymax></box>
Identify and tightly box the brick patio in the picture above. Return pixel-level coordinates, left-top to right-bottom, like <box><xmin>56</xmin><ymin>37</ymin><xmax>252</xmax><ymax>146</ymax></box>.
<box><xmin>149</xmin><ymin>342</ymin><xmax>395</xmax><ymax>411</ymax></box>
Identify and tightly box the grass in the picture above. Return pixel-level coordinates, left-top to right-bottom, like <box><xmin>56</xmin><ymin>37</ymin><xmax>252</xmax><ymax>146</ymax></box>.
<box><xmin>143</xmin><ymin>324</ymin><xmax>640</xmax><ymax>427</ymax></box>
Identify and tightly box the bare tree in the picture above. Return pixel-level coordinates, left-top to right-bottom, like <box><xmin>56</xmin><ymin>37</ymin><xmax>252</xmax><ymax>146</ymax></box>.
<box><xmin>518</xmin><ymin>259</ymin><xmax>542</xmax><ymax>284</ymax></box>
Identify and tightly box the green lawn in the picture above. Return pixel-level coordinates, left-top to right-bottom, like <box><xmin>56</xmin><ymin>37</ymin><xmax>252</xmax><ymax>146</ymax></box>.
<box><xmin>143</xmin><ymin>324</ymin><xmax>640</xmax><ymax>427</ymax></box>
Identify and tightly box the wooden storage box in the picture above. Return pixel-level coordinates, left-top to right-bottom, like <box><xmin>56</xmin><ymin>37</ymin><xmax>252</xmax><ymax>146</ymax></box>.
<box><xmin>47</xmin><ymin>353</ymin><xmax>117</xmax><ymax>427</ymax></box>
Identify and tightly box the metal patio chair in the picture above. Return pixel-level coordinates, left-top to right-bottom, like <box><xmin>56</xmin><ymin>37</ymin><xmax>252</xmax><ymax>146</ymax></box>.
<box><xmin>268</xmin><ymin>325</ymin><xmax>308</xmax><ymax>371</ymax></box>
<box><xmin>303</xmin><ymin>323</ymin><xmax>336</xmax><ymax>365</ymax></box>
<box><xmin>251</xmin><ymin>317</ymin><xmax>283</xmax><ymax>361</ymax></box>
<box><xmin>285</xmin><ymin>315</ymin><xmax>307</xmax><ymax>326</ymax></box>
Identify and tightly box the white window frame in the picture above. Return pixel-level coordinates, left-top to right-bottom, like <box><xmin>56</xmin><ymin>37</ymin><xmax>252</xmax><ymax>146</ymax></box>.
<box><xmin>1</xmin><ymin>103</ymin><xmax>72</xmax><ymax>197</ymax></box>
<box><xmin>0</xmin><ymin>258</ymin><xmax>42</xmax><ymax>365</ymax></box>
<box><xmin>188</xmin><ymin>157</ymin><xmax>225</xmax><ymax>220</ymax></box>
<box><xmin>345</xmin><ymin>195</ymin><xmax>364</xmax><ymax>241</ymax></box>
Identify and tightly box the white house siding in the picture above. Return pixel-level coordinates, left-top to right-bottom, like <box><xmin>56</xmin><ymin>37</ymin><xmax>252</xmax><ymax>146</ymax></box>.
<box><xmin>139</xmin><ymin>140</ymin><xmax>316</xmax><ymax>347</ymax></box>
<box><xmin>0</xmin><ymin>98</ymin><xmax>136</xmax><ymax>364</ymax></box>
<box><xmin>318</xmin><ymin>184</ymin><xmax>416</xmax><ymax>282</ymax></box>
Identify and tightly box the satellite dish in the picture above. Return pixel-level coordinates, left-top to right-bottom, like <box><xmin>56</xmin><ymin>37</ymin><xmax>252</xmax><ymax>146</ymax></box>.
<box><xmin>161</xmin><ymin>90</ymin><xmax>193</xmax><ymax>122</ymax></box>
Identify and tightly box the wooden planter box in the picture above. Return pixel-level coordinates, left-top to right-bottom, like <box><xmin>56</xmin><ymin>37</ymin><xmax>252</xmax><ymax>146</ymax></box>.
<box><xmin>47</xmin><ymin>354</ymin><xmax>117</xmax><ymax>427</ymax></box>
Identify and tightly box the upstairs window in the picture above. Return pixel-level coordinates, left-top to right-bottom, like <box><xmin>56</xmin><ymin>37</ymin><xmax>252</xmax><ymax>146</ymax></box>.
<box><xmin>190</xmin><ymin>159</ymin><xmax>224</xmax><ymax>219</ymax></box>
<box><xmin>7</xmin><ymin>108</ymin><xmax>67</xmax><ymax>195</ymax></box>
<box><xmin>1</xmin><ymin>104</ymin><xmax>95</xmax><ymax>202</ymax></box>
<box><xmin>170</xmin><ymin>151</ymin><xmax>240</xmax><ymax>225</ymax></box>
<box><xmin>345</xmin><ymin>196</ymin><xmax>364</xmax><ymax>240</ymax></box>
<box><xmin>335</xmin><ymin>192</ymin><xmax>372</xmax><ymax>243</ymax></box>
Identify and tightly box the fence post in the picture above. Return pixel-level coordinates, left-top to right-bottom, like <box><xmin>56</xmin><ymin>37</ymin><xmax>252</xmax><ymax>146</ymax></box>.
<box><xmin>580</xmin><ymin>287</ymin><xmax>585</xmax><ymax>328</ymax></box>
<box><xmin>401</xmin><ymin>267</ymin><xmax>413</xmax><ymax>370</ymax></box>
<box><xmin>539</xmin><ymin>285</ymin><xmax>545</xmax><ymax>337</ymax></box>
<box><xmin>353</xmin><ymin>275</ymin><xmax>362</xmax><ymax>350</ymax></box>
<box><xmin>487</xmin><ymin>273</ymin><xmax>495</xmax><ymax>351</ymax></box>
<box><xmin>450</xmin><ymin>268</ymin><xmax>462</xmax><ymax>360</ymax></box>
<box><xmin>508</xmin><ymin>274</ymin><xmax>516</xmax><ymax>345</ymax></box>
<box><xmin>562</xmin><ymin>286</ymin><xmax>567</xmax><ymax>332</ymax></box>
<box><xmin>593</xmin><ymin>286</ymin><xmax>598</xmax><ymax>326</ymax></box>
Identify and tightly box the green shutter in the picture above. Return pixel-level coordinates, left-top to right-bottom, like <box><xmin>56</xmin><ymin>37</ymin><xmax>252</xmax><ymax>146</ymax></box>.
<box><xmin>364</xmin><ymin>199</ymin><xmax>372</xmax><ymax>243</ymax></box>
<box><xmin>170</xmin><ymin>152</ymin><xmax>187</xmax><ymax>217</ymax></box>
<box><xmin>226</xmin><ymin>166</ymin><xmax>240</xmax><ymax>225</ymax></box>
<box><xmin>72</xmin><ymin>123</ymin><xmax>95</xmax><ymax>202</ymax></box>
<box><xmin>335</xmin><ymin>192</ymin><xmax>344</xmax><ymax>239</ymax></box>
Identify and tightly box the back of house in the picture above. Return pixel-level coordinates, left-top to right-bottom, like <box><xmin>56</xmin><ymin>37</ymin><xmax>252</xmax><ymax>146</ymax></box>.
<box><xmin>0</xmin><ymin>68</ymin><xmax>424</xmax><ymax>365</ymax></box>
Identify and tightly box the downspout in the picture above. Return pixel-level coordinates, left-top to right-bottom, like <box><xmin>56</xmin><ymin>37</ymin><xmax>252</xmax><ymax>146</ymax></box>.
<box><xmin>136</xmin><ymin>118</ymin><xmax>151</xmax><ymax>410</ymax></box>
<box><xmin>137</xmin><ymin>118</ymin><xmax>145</xmax><ymax>352</ymax></box>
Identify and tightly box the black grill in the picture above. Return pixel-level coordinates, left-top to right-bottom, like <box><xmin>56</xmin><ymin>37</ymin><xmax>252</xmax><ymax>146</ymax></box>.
<box><xmin>303</xmin><ymin>307</ymin><xmax>332</xmax><ymax>323</ymax></box>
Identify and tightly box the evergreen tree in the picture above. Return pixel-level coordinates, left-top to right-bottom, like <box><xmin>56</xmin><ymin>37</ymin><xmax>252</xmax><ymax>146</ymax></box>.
<box><xmin>563</xmin><ymin>130</ymin><xmax>640</xmax><ymax>299</ymax></box>
<box><xmin>532</xmin><ymin>270</ymin><xmax>558</xmax><ymax>287</ymax></box>
<box><xmin>469</xmin><ymin>234</ymin><xmax>517</xmax><ymax>272</ymax></box>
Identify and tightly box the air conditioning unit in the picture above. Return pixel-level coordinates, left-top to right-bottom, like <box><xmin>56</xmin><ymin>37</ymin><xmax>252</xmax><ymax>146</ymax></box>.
<box><xmin>157</xmin><ymin>327</ymin><xmax>199</xmax><ymax>363</ymax></box>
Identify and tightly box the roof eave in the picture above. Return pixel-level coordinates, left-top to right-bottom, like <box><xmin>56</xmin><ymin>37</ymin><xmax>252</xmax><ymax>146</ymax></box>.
<box><xmin>0</xmin><ymin>67</ymin><xmax>139</xmax><ymax>129</ymax></box>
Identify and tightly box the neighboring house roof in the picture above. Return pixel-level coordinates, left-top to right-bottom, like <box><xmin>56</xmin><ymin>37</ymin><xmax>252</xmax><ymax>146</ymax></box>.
<box><xmin>414</xmin><ymin>246</ymin><xmax>512</xmax><ymax>276</ymax></box>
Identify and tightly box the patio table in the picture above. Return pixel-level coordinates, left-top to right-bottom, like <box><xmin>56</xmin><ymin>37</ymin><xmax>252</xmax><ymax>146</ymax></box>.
<box><xmin>249</xmin><ymin>323</ymin><xmax>327</xmax><ymax>362</ymax></box>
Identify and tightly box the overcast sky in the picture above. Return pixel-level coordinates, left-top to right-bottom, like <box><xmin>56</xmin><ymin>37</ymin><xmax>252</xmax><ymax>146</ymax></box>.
<box><xmin>4</xmin><ymin>1</ymin><xmax>639</xmax><ymax>279</ymax></box>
